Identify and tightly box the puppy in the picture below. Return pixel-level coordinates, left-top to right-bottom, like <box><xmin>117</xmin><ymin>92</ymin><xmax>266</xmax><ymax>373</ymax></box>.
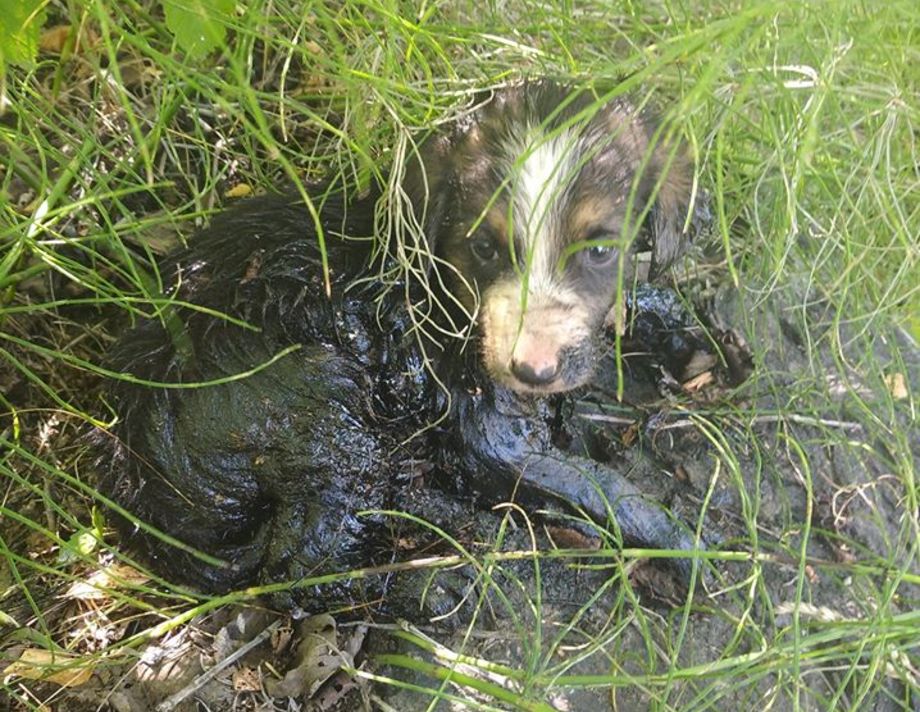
<box><xmin>410</xmin><ymin>81</ymin><xmax>690</xmax><ymax>393</ymax></box>
<box><xmin>100</xmin><ymin>80</ymin><xmax>698</xmax><ymax>606</ymax></box>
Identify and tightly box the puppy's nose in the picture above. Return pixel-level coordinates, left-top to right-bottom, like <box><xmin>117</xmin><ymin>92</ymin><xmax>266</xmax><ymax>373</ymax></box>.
<box><xmin>510</xmin><ymin>357</ymin><xmax>560</xmax><ymax>386</ymax></box>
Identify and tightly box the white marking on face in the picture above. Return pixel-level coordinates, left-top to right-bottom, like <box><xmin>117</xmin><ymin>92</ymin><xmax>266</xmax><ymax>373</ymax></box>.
<box><xmin>501</xmin><ymin>125</ymin><xmax>581</xmax><ymax>295</ymax></box>
<box><xmin>473</xmin><ymin>125</ymin><xmax>606</xmax><ymax>393</ymax></box>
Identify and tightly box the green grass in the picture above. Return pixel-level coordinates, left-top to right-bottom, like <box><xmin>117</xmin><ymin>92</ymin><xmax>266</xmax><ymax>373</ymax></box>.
<box><xmin>1</xmin><ymin>0</ymin><xmax>918</xmax><ymax>709</ymax></box>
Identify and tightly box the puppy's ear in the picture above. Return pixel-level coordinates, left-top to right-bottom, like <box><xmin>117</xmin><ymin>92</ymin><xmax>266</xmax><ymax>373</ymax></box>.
<box><xmin>647</xmin><ymin>145</ymin><xmax>693</xmax><ymax>279</ymax></box>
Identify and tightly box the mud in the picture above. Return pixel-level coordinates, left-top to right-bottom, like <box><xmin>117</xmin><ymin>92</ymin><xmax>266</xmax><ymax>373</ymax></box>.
<box><xmin>98</xmin><ymin>190</ymin><xmax>701</xmax><ymax>618</ymax></box>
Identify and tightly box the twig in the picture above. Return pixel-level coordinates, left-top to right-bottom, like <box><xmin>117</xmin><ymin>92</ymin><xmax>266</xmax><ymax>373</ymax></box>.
<box><xmin>751</xmin><ymin>414</ymin><xmax>862</xmax><ymax>431</ymax></box>
<box><xmin>155</xmin><ymin>619</ymin><xmax>282</xmax><ymax>712</ymax></box>
<box><xmin>580</xmin><ymin>411</ymin><xmax>863</xmax><ymax>433</ymax></box>
<box><xmin>575</xmin><ymin>413</ymin><xmax>636</xmax><ymax>425</ymax></box>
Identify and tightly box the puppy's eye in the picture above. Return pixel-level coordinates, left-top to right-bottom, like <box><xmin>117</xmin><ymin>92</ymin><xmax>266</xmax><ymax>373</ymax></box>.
<box><xmin>582</xmin><ymin>243</ymin><xmax>616</xmax><ymax>267</ymax></box>
<box><xmin>470</xmin><ymin>236</ymin><xmax>499</xmax><ymax>262</ymax></box>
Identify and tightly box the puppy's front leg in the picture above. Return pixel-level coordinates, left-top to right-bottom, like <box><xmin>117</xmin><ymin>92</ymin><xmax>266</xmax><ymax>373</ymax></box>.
<box><xmin>454</xmin><ymin>383</ymin><xmax>703</xmax><ymax>581</ymax></box>
<box><xmin>516</xmin><ymin>451</ymin><xmax>702</xmax><ymax>579</ymax></box>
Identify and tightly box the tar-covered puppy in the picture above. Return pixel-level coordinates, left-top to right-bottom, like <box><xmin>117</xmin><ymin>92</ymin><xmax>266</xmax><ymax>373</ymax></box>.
<box><xmin>101</xmin><ymin>81</ymin><xmax>699</xmax><ymax>607</ymax></box>
<box><xmin>414</xmin><ymin>83</ymin><xmax>690</xmax><ymax>394</ymax></box>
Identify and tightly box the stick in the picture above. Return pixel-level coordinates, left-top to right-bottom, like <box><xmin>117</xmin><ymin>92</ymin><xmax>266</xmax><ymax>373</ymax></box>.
<box><xmin>155</xmin><ymin>619</ymin><xmax>282</xmax><ymax>711</ymax></box>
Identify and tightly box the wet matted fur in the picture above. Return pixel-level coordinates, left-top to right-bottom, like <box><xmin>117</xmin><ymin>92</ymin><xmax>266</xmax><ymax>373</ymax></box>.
<box><xmin>99</xmin><ymin>80</ymin><xmax>698</xmax><ymax>607</ymax></box>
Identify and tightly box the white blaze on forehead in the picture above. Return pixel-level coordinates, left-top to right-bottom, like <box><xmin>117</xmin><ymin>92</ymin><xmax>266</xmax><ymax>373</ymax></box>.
<box><xmin>503</xmin><ymin>124</ymin><xmax>580</xmax><ymax>293</ymax></box>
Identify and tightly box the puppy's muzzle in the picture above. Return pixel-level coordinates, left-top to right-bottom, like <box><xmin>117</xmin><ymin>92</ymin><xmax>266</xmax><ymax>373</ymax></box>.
<box><xmin>510</xmin><ymin>344</ymin><xmax>561</xmax><ymax>387</ymax></box>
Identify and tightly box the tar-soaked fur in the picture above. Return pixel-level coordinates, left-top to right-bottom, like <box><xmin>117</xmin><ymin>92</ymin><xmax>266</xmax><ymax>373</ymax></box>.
<box><xmin>100</xmin><ymin>81</ymin><xmax>698</xmax><ymax>607</ymax></box>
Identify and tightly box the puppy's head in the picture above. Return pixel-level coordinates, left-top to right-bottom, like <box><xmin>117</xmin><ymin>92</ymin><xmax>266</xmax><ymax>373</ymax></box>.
<box><xmin>407</xmin><ymin>81</ymin><xmax>692</xmax><ymax>395</ymax></box>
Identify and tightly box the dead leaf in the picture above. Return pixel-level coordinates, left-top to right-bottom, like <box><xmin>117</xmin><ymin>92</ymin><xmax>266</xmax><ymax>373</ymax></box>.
<box><xmin>621</xmin><ymin>422</ymin><xmax>639</xmax><ymax>447</ymax></box>
<box><xmin>673</xmin><ymin>464</ymin><xmax>690</xmax><ymax>484</ymax></box>
<box><xmin>312</xmin><ymin>670</ymin><xmax>358</xmax><ymax>709</ymax></box>
<box><xmin>264</xmin><ymin>614</ymin><xmax>345</xmax><ymax>699</ymax></box>
<box><xmin>545</xmin><ymin>525</ymin><xmax>600</xmax><ymax>550</ymax></box>
<box><xmin>342</xmin><ymin>624</ymin><xmax>368</xmax><ymax>659</ymax></box>
<box><xmin>884</xmin><ymin>373</ymin><xmax>908</xmax><ymax>400</ymax></box>
<box><xmin>39</xmin><ymin>25</ymin><xmax>73</xmax><ymax>53</ymax></box>
<box><xmin>3</xmin><ymin>649</ymin><xmax>94</xmax><ymax>688</ymax></box>
<box><xmin>40</xmin><ymin>24</ymin><xmax>99</xmax><ymax>55</ymax></box>
<box><xmin>271</xmin><ymin>621</ymin><xmax>294</xmax><ymax>654</ymax></box>
<box><xmin>232</xmin><ymin>665</ymin><xmax>262</xmax><ymax>692</ymax></box>
<box><xmin>267</xmin><ymin>652</ymin><xmax>343</xmax><ymax>699</ymax></box>
<box><xmin>65</xmin><ymin>563</ymin><xmax>150</xmax><ymax>600</ymax></box>
<box><xmin>226</xmin><ymin>183</ymin><xmax>253</xmax><ymax>198</ymax></box>
<box><xmin>683</xmin><ymin>370</ymin><xmax>714</xmax><ymax>392</ymax></box>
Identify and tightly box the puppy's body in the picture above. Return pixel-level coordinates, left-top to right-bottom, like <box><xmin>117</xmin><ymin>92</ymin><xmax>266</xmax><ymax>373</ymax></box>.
<box><xmin>102</xmin><ymin>82</ymin><xmax>697</xmax><ymax>604</ymax></box>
